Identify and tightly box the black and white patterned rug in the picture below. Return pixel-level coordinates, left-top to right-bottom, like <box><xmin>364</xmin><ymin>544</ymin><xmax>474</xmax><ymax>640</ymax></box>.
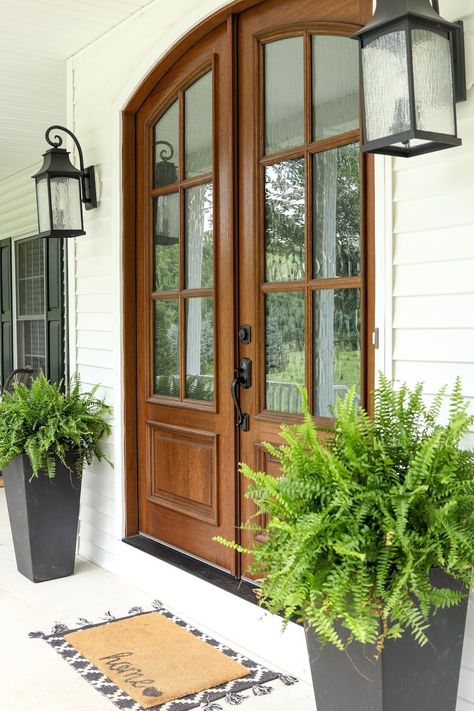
<box><xmin>29</xmin><ymin>599</ymin><xmax>298</xmax><ymax>711</ymax></box>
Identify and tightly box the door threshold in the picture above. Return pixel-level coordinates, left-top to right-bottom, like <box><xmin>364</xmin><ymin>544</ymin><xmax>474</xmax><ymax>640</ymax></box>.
<box><xmin>122</xmin><ymin>535</ymin><xmax>259</xmax><ymax>606</ymax></box>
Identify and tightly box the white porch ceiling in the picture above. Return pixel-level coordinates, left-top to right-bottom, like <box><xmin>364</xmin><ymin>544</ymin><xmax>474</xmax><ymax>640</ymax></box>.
<box><xmin>0</xmin><ymin>0</ymin><xmax>156</xmax><ymax>181</ymax></box>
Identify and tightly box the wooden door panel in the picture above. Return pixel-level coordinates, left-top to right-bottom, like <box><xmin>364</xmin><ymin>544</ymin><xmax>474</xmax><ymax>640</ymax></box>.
<box><xmin>237</xmin><ymin>0</ymin><xmax>373</xmax><ymax>578</ymax></box>
<box><xmin>136</xmin><ymin>22</ymin><xmax>237</xmax><ymax>573</ymax></box>
<box><xmin>147</xmin><ymin>422</ymin><xmax>218</xmax><ymax>524</ymax></box>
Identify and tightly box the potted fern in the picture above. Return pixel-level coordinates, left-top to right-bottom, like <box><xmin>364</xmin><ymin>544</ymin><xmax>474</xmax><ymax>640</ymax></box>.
<box><xmin>0</xmin><ymin>373</ymin><xmax>112</xmax><ymax>583</ymax></box>
<box><xmin>217</xmin><ymin>376</ymin><xmax>473</xmax><ymax>711</ymax></box>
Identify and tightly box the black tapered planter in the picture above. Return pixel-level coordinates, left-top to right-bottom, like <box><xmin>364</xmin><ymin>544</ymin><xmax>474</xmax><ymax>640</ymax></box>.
<box><xmin>305</xmin><ymin>570</ymin><xmax>468</xmax><ymax>711</ymax></box>
<box><xmin>3</xmin><ymin>453</ymin><xmax>82</xmax><ymax>583</ymax></box>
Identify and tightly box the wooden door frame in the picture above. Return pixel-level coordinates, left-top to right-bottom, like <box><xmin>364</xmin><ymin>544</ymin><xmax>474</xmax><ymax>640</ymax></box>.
<box><xmin>122</xmin><ymin>0</ymin><xmax>374</xmax><ymax>539</ymax></box>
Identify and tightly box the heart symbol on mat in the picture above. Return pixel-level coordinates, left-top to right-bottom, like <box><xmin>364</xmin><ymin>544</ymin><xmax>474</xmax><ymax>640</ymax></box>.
<box><xmin>143</xmin><ymin>687</ymin><xmax>163</xmax><ymax>698</ymax></box>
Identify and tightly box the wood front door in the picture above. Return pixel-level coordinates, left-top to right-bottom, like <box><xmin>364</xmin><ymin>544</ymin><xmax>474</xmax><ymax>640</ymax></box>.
<box><xmin>136</xmin><ymin>23</ymin><xmax>238</xmax><ymax>573</ymax></box>
<box><xmin>134</xmin><ymin>0</ymin><xmax>372</xmax><ymax>576</ymax></box>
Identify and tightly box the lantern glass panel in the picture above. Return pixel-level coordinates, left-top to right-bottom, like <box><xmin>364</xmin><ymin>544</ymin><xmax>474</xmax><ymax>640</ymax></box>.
<box><xmin>50</xmin><ymin>177</ymin><xmax>82</xmax><ymax>232</ymax></box>
<box><xmin>362</xmin><ymin>30</ymin><xmax>411</xmax><ymax>142</ymax></box>
<box><xmin>412</xmin><ymin>29</ymin><xmax>455</xmax><ymax>136</ymax></box>
<box><xmin>36</xmin><ymin>177</ymin><xmax>51</xmax><ymax>233</ymax></box>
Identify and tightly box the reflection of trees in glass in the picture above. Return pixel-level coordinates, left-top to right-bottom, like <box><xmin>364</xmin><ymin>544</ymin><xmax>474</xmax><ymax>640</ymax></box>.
<box><xmin>335</xmin><ymin>144</ymin><xmax>360</xmax><ymax>276</ymax></box>
<box><xmin>154</xmin><ymin>193</ymin><xmax>179</xmax><ymax>292</ymax></box>
<box><xmin>185</xmin><ymin>297</ymin><xmax>214</xmax><ymax>402</ymax></box>
<box><xmin>186</xmin><ymin>183</ymin><xmax>213</xmax><ymax>289</ymax></box>
<box><xmin>155</xmin><ymin>300</ymin><xmax>179</xmax><ymax>396</ymax></box>
<box><xmin>265</xmin><ymin>159</ymin><xmax>305</xmax><ymax>282</ymax></box>
<box><xmin>334</xmin><ymin>288</ymin><xmax>360</xmax><ymax>390</ymax></box>
<box><xmin>314</xmin><ymin>143</ymin><xmax>360</xmax><ymax>278</ymax></box>
<box><xmin>155</xmin><ymin>241</ymin><xmax>179</xmax><ymax>292</ymax></box>
<box><xmin>266</xmin><ymin>292</ymin><xmax>305</xmax><ymax>380</ymax></box>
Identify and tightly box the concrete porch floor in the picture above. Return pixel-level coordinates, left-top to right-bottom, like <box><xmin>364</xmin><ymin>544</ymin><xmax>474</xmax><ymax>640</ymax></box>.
<box><xmin>0</xmin><ymin>489</ymin><xmax>316</xmax><ymax>711</ymax></box>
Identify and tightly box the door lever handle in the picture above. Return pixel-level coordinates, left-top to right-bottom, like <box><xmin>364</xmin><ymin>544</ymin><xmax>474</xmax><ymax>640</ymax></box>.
<box><xmin>231</xmin><ymin>371</ymin><xmax>249</xmax><ymax>431</ymax></box>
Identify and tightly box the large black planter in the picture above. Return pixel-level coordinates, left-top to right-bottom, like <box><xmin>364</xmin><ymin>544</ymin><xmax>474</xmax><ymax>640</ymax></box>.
<box><xmin>305</xmin><ymin>569</ymin><xmax>468</xmax><ymax>711</ymax></box>
<box><xmin>3</xmin><ymin>453</ymin><xmax>82</xmax><ymax>583</ymax></box>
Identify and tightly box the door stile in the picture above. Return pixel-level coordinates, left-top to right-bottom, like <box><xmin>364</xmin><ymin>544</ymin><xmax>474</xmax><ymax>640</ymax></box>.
<box><xmin>227</xmin><ymin>12</ymin><xmax>242</xmax><ymax>578</ymax></box>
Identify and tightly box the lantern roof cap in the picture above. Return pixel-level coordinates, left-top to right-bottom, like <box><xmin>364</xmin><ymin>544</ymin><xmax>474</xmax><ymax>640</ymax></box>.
<box><xmin>32</xmin><ymin>146</ymin><xmax>83</xmax><ymax>180</ymax></box>
<box><xmin>354</xmin><ymin>0</ymin><xmax>457</xmax><ymax>38</ymax></box>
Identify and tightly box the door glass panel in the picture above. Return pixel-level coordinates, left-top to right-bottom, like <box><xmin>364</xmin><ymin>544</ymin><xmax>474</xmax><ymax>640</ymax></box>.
<box><xmin>265</xmin><ymin>37</ymin><xmax>304</xmax><ymax>154</ymax></box>
<box><xmin>154</xmin><ymin>299</ymin><xmax>179</xmax><ymax>397</ymax></box>
<box><xmin>186</xmin><ymin>297</ymin><xmax>214</xmax><ymax>401</ymax></box>
<box><xmin>313</xmin><ymin>144</ymin><xmax>360</xmax><ymax>279</ymax></box>
<box><xmin>154</xmin><ymin>100</ymin><xmax>179</xmax><ymax>188</ymax></box>
<box><xmin>265</xmin><ymin>159</ymin><xmax>305</xmax><ymax>282</ymax></box>
<box><xmin>313</xmin><ymin>36</ymin><xmax>359</xmax><ymax>141</ymax></box>
<box><xmin>313</xmin><ymin>288</ymin><xmax>360</xmax><ymax>417</ymax></box>
<box><xmin>265</xmin><ymin>292</ymin><xmax>305</xmax><ymax>413</ymax></box>
<box><xmin>154</xmin><ymin>193</ymin><xmax>179</xmax><ymax>292</ymax></box>
<box><xmin>186</xmin><ymin>183</ymin><xmax>213</xmax><ymax>289</ymax></box>
<box><xmin>185</xmin><ymin>72</ymin><xmax>213</xmax><ymax>178</ymax></box>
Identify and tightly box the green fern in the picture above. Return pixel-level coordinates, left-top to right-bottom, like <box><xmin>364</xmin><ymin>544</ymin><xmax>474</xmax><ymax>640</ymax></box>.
<box><xmin>215</xmin><ymin>375</ymin><xmax>474</xmax><ymax>653</ymax></box>
<box><xmin>0</xmin><ymin>372</ymin><xmax>112</xmax><ymax>478</ymax></box>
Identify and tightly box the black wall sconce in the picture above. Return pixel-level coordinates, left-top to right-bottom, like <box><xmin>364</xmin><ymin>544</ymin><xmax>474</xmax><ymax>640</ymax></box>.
<box><xmin>354</xmin><ymin>0</ymin><xmax>466</xmax><ymax>157</ymax></box>
<box><xmin>32</xmin><ymin>125</ymin><xmax>98</xmax><ymax>238</ymax></box>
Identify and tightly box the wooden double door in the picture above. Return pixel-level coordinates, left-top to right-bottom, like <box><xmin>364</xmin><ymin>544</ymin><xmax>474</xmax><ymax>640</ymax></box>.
<box><xmin>135</xmin><ymin>0</ymin><xmax>372</xmax><ymax>577</ymax></box>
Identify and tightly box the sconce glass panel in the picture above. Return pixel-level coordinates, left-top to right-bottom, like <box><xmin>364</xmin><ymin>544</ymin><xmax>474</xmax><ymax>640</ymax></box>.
<box><xmin>362</xmin><ymin>30</ymin><xmax>411</xmax><ymax>142</ymax></box>
<box><xmin>412</xmin><ymin>29</ymin><xmax>455</xmax><ymax>135</ymax></box>
<box><xmin>36</xmin><ymin>177</ymin><xmax>51</xmax><ymax>234</ymax></box>
<box><xmin>50</xmin><ymin>177</ymin><xmax>82</xmax><ymax>232</ymax></box>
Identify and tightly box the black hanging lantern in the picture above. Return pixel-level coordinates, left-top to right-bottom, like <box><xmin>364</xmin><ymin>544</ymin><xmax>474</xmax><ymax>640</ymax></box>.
<box><xmin>32</xmin><ymin>125</ymin><xmax>97</xmax><ymax>238</ymax></box>
<box><xmin>354</xmin><ymin>0</ymin><xmax>466</xmax><ymax>157</ymax></box>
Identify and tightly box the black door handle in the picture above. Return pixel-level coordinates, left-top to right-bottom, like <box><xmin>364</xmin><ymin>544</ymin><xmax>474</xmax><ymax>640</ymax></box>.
<box><xmin>231</xmin><ymin>367</ymin><xmax>250</xmax><ymax>431</ymax></box>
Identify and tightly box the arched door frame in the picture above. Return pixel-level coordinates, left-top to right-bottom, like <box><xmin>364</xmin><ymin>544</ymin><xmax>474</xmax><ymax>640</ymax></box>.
<box><xmin>122</xmin><ymin>0</ymin><xmax>374</xmax><ymax>539</ymax></box>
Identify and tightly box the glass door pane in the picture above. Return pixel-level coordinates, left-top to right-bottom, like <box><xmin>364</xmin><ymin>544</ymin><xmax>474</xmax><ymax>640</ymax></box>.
<box><xmin>312</xmin><ymin>35</ymin><xmax>359</xmax><ymax>140</ymax></box>
<box><xmin>265</xmin><ymin>37</ymin><xmax>304</xmax><ymax>154</ymax></box>
<box><xmin>313</xmin><ymin>288</ymin><xmax>361</xmax><ymax>417</ymax></box>
<box><xmin>265</xmin><ymin>291</ymin><xmax>305</xmax><ymax>413</ymax></box>
<box><xmin>185</xmin><ymin>183</ymin><xmax>213</xmax><ymax>289</ymax></box>
<box><xmin>265</xmin><ymin>159</ymin><xmax>305</xmax><ymax>282</ymax></box>
<box><xmin>185</xmin><ymin>297</ymin><xmax>214</xmax><ymax>401</ymax></box>
<box><xmin>185</xmin><ymin>73</ymin><xmax>213</xmax><ymax>178</ymax></box>
<box><xmin>154</xmin><ymin>300</ymin><xmax>180</xmax><ymax>397</ymax></box>
<box><xmin>154</xmin><ymin>101</ymin><xmax>179</xmax><ymax>188</ymax></box>
<box><xmin>313</xmin><ymin>143</ymin><xmax>360</xmax><ymax>279</ymax></box>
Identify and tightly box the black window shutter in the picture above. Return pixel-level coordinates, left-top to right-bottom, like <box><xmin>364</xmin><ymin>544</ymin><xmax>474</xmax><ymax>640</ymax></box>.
<box><xmin>45</xmin><ymin>238</ymin><xmax>65</xmax><ymax>384</ymax></box>
<box><xmin>0</xmin><ymin>238</ymin><xmax>13</xmax><ymax>389</ymax></box>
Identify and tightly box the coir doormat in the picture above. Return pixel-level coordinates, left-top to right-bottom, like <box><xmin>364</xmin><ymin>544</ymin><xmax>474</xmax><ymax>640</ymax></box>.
<box><xmin>29</xmin><ymin>600</ymin><xmax>298</xmax><ymax>711</ymax></box>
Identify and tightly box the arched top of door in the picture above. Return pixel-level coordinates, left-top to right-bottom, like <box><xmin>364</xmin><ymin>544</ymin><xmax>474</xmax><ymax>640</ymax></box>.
<box><xmin>123</xmin><ymin>0</ymin><xmax>371</xmax><ymax>115</ymax></box>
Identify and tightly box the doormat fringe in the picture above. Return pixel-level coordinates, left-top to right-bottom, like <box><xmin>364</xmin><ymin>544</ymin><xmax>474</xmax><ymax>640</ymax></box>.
<box><xmin>29</xmin><ymin>599</ymin><xmax>298</xmax><ymax>711</ymax></box>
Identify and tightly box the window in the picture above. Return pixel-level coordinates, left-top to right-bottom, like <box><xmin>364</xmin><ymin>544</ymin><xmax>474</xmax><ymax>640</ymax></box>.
<box><xmin>0</xmin><ymin>236</ymin><xmax>65</xmax><ymax>387</ymax></box>
<box><xmin>16</xmin><ymin>238</ymin><xmax>46</xmax><ymax>376</ymax></box>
